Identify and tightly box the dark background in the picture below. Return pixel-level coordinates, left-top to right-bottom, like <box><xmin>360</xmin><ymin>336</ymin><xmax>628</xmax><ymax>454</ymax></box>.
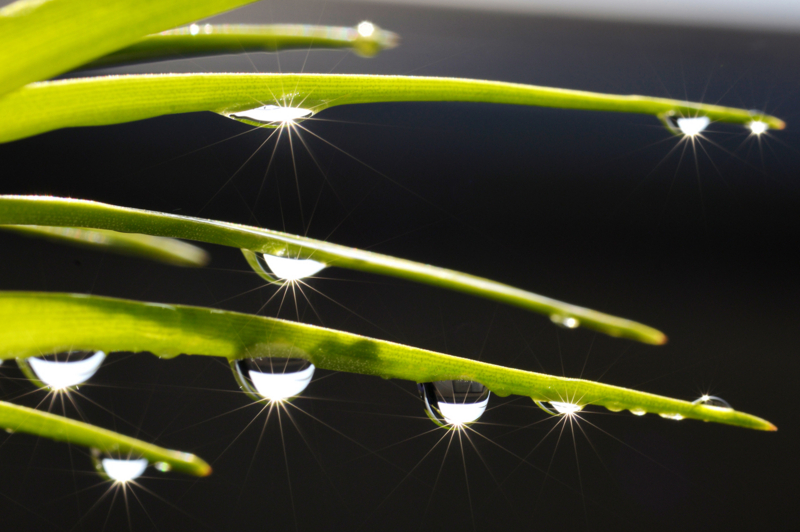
<box><xmin>0</xmin><ymin>1</ymin><xmax>798</xmax><ymax>530</ymax></box>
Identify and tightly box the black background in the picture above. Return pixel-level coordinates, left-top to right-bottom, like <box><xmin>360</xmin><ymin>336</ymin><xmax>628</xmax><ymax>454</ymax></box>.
<box><xmin>0</xmin><ymin>1</ymin><xmax>798</xmax><ymax>530</ymax></box>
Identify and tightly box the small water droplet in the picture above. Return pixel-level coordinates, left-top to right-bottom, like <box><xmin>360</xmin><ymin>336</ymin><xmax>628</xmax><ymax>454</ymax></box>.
<box><xmin>605</xmin><ymin>403</ymin><xmax>624</xmax><ymax>412</ymax></box>
<box><xmin>692</xmin><ymin>395</ymin><xmax>732</xmax><ymax>409</ymax></box>
<box><xmin>203</xmin><ymin>23</ymin><xmax>213</xmax><ymax>34</ymax></box>
<box><xmin>5</xmin><ymin>428</ymin><xmax>14</xmax><ymax>434</ymax></box>
<box><xmin>357</xmin><ymin>21</ymin><xmax>375</xmax><ymax>37</ymax></box>
<box><xmin>17</xmin><ymin>351</ymin><xmax>105</xmax><ymax>391</ymax></box>
<box><xmin>189</xmin><ymin>23</ymin><xmax>200</xmax><ymax>35</ymax></box>
<box><xmin>153</xmin><ymin>462</ymin><xmax>172</xmax><ymax>473</ymax></box>
<box><xmin>418</xmin><ymin>380</ymin><xmax>490</xmax><ymax>427</ymax></box>
<box><xmin>630</xmin><ymin>408</ymin><xmax>647</xmax><ymax>416</ymax></box>
<box><xmin>231</xmin><ymin>357</ymin><xmax>315</xmax><ymax>402</ymax></box>
<box><xmin>660</xmin><ymin>113</ymin><xmax>710</xmax><ymax>136</ymax></box>
<box><xmin>243</xmin><ymin>249</ymin><xmax>326</xmax><ymax>284</ymax></box>
<box><xmin>91</xmin><ymin>449</ymin><xmax>148</xmax><ymax>482</ymax></box>
<box><xmin>228</xmin><ymin>105</ymin><xmax>313</xmax><ymax>127</ymax></box>
<box><xmin>535</xmin><ymin>400</ymin><xmax>583</xmax><ymax>416</ymax></box>
<box><xmin>748</xmin><ymin>120</ymin><xmax>768</xmax><ymax>135</ymax></box>
<box><xmin>659</xmin><ymin>413</ymin><xmax>684</xmax><ymax>420</ymax></box>
<box><xmin>550</xmin><ymin>314</ymin><xmax>579</xmax><ymax>329</ymax></box>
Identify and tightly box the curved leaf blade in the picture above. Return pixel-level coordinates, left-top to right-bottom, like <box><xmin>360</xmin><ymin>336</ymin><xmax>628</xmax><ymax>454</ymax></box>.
<box><xmin>0</xmin><ymin>291</ymin><xmax>775</xmax><ymax>431</ymax></box>
<box><xmin>84</xmin><ymin>23</ymin><xmax>399</xmax><ymax>69</ymax></box>
<box><xmin>0</xmin><ymin>195</ymin><xmax>666</xmax><ymax>344</ymax></box>
<box><xmin>1</xmin><ymin>225</ymin><xmax>209</xmax><ymax>267</ymax></box>
<box><xmin>0</xmin><ymin>73</ymin><xmax>783</xmax><ymax>143</ymax></box>
<box><xmin>0</xmin><ymin>0</ymin><xmax>258</xmax><ymax>98</ymax></box>
<box><xmin>0</xmin><ymin>400</ymin><xmax>212</xmax><ymax>476</ymax></box>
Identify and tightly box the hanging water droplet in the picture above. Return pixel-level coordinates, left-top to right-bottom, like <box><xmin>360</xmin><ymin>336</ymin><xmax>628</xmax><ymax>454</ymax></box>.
<box><xmin>357</xmin><ymin>21</ymin><xmax>375</xmax><ymax>37</ymax></box>
<box><xmin>231</xmin><ymin>357</ymin><xmax>315</xmax><ymax>402</ymax></box>
<box><xmin>660</xmin><ymin>113</ymin><xmax>710</xmax><ymax>136</ymax></box>
<box><xmin>91</xmin><ymin>449</ymin><xmax>148</xmax><ymax>482</ymax></box>
<box><xmin>418</xmin><ymin>380</ymin><xmax>490</xmax><ymax>427</ymax></box>
<box><xmin>153</xmin><ymin>461</ymin><xmax>172</xmax><ymax>473</ymax></box>
<box><xmin>659</xmin><ymin>413</ymin><xmax>684</xmax><ymax>420</ymax></box>
<box><xmin>605</xmin><ymin>403</ymin><xmax>624</xmax><ymax>412</ymax></box>
<box><xmin>242</xmin><ymin>249</ymin><xmax>326</xmax><ymax>284</ymax></box>
<box><xmin>748</xmin><ymin>120</ymin><xmax>768</xmax><ymax>135</ymax></box>
<box><xmin>629</xmin><ymin>408</ymin><xmax>647</xmax><ymax>416</ymax></box>
<box><xmin>692</xmin><ymin>395</ymin><xmax>732</xmax><ymax>410</ymax></box>
<box><xmin>189</xmin><ymin>23</ymin><xmax>200</xmax><ymax>35</ymax></box>
<box><xmin>550</xmin><ymin>314</ymin><xmax>579</xmax><ymax>329</ymax></box>
<box><xmin>228</xmin><ymin>105</ymin><xmax>313</xmax><ymax>128</ymax></box>
<box><xmin>17</xmin><ymin>351</ymin><xmax>105</xmax><ymax>391</ymax></box>
<box><xmin>535</xmin><ymin>400</ymin><xmax>583</xmax><ymax>416</ymax></box>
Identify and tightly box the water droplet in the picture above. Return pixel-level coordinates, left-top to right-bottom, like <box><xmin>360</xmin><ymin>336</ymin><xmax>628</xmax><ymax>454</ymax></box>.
<box><xmin>228</xmin><ymin>105</ymin><xmax>313</xmax><ymax>127</ymax></box>
<box><xmin>203</xmin><ymin>23</ymin><xmax>213</xmax><ymax>35</ymax></box>
<box><xmin>357</xmin><ymin>21</ymin><xmax>375</xmax><ymax>37</ymax></box>
<box><xmin>91</xmin><ymin>449</ymin><xmax>148</xmax><ymax>482</ymax></box>
<box><xmin>5</xmin><ymin>428</ymin><xmax>14</xmax><ymax>434</ymax></box>
<box><xmin>605</xmin><ymin>403</ymin><xmax>624</xmax><ymax>412</ymax></box>
<box><xmin>153</xmin><ymin>462</ymin><xmax>172</xmax><ymax>473</ymax></box>
<box><xmin>748</xmin><ymin>120</ymin><xmax>768</xmax><ymax>135</ymax></box>
<box><xmin>550</xmin><ymin>314</ymin><xmax>579</xmax><ymax>329</ymax></box>
<box><xmin>189</xmin><ymin>23</ymin><xmax>200</xmax><ymax>36</ymax></box>
<box><xmin>418</xmin><ymin>380</ymin><xmax>490</xmax><ymax>427</ymax></box>
<box><xmin>17</xmin><ymin>351</ymin><xmax>105</xmax><ymax>391</ymax></box>
<box><xmin>630</xmin><ymin>408</ymin><xmax>647</xmax><ymax>416</ymax></box>
<box><xmin>243</xmin><ymin>249</ymin><xmax>326</xmax><ymax>284</ymax></box>
<box><xmin>660</xmin><ymin>113</ymin><xmax>710</xmax><ymax>136</ymax></box>
<box><xmin>535</xmin><ymin>400</ymin><xmax>583</xmax><ymax>416</ymax></box>
<box><xmin>659</xmin><ymin>413</ymin><xmax>684</xmax><ymax>420</ymax></box>
<box><xmin>231</xmin><ymin>357</ymin><xmax>315</xmax><ymax>402</ymax></box>
<box><xmin>692</xmin><ymin>395</ymin><xmax>732</xmax><ymax>409</ymax></box>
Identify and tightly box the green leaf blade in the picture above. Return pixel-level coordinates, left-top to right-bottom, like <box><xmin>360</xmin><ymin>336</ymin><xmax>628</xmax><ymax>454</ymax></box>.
<box><xmin>0</xmin><ymin>400</ymin><xmax>212</xmax><ymax>476</ymax></box>
<box><xmin>0</xmin><ymin>195</ymin><xmax>666</xmax><ymax>344</ymax></box>
<box><xmin>0</xmin><ymin>73</ymin><xmax>783</xmax><ymax>143</ymax></box>
<box><xmin>0</xmin><ymin>0</ymin><xmax>259</xmax><ymax>98</ymax></box>
<box><xmin>0</xmin><ymin>291</ymin><xmax>775</xmax><ymax>431</ymax></box>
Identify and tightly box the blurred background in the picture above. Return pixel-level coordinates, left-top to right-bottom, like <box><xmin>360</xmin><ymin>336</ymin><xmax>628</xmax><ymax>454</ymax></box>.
<box><xmin>0</xmin><ymin>0</ymin><xmax>797</xmax><ymax>530</ymax></box>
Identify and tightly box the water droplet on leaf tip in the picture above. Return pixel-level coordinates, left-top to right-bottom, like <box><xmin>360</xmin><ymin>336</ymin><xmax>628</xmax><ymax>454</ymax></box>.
<box><xmin>231</xmin><ymin>357</ymin><xmax>315</xmax><ymax>403</ymax></box>
<box><xmin>247</xmin><ymin>250</ymin><xmax>326</xmax><ymax>284</ymax></box>
<box><xmin>661</xmin><ymin>113</ymin><xmax>710</xmax><ymax>136</ymax></box>
<box><xmin>418</xmin><ymin>380</ymin><xmax>490</xmax><ymax>428</ymax></box>
<box><xmin>357</xmin><ymin>21</ymin><xmax>375</xmax><ymax>37</ymax></box>
<box><xmin>692</xmin><ymin>395</ymin><xmax>732</xmax><ymax>409</ymax></box>
<box><xmin>228</xmin><ymin>105</ymin><xmax>313</xmax><ymax>127</ymax></box>
<box><xmin>748</xmin><ymin>120</ymin><xmax>768</xmax><ymax>135</ymax></box>
<box><xmin>550</xmin><ymin>314</ymin><xmax>579</xmax><ymax>329</ymax></box>
<box><xmin>17</xmin><ymin>351</ymin><xmax>105</xmax><ymax>391</ymax></box>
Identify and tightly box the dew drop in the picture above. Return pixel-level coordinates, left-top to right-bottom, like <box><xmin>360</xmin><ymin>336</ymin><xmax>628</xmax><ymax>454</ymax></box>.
<box><xmin>17</xmin><ymin>351</ymin><xmax>105</xmax><ymax>391</ymax></box>
<box><xmin>91</xmin><ymin>449</ymin><xmax>148</xmax><ymax>482</ymax></box>
<box><xmin>231</xmin><ymin>357</ymin><xmax>315</xmax><ymax>402</ymax></box>
<box><xmin>189</xmin><ymin>23</ymin><xmax>200</xmax><ymax>35</ymax></box>
<box><xmin>659</xmin><ymin>413</ymin><xmax>684</xmax><ymax>420</ymax></box>
<box><xmin>605</xmin><ymin>403</ymin><xmax>624</xmax><ymax>412</ymax></box>
<box><xmin>630</xmin><ymin>408</ymin><xmax>647</xmax><ymax>416</ymax></box>
<box><xmin>418</xmin><ymin>380</ymin><xmax>490</xmax><ymax>427</ymax></box>
<box><xmin>228</xmin><ymin>105</ymin><xmax>313</xmax><ymax>127</ymax></box>
<box><xmin>748</xmin><ymin>120</ymin><xmax>768</xmax><ymax>135</ymax></box>
<box><xmin>153</xmin><ymin>461</ymin><xmax>172</xmax><ymax>473</ymax></box>
<box><xmin>661</xmin><ymin>113</ymin><xmax>710</xmax><ymax>136</ymax></box>
<box><xmin>550</xmin><ymin>314</ymin><xmax>579</xmax><ymax>329</ymax></box>
<box><xmin>692</xmin><ymin>395</ymin><xmax>732</xmax><ymax>409</ymax></box>
<box><xmin>243</xmin><ymin>249</ymin><xmax>326</xmax><ymax>284</ymax></box>
<box><xmin>535</xmin><ymin>400</ymin><xmax>583</xmax><ymax>416</ymax></box>
<box><xmin>357</xmin><ymin>21</ymin><xmax>375</xmax><ymax>37</ymax></box>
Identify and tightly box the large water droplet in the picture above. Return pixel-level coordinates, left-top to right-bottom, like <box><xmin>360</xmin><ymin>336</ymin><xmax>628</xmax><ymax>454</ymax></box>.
<box><xmin>418</xmin><ymin>380</ymin><xmax>490</xmax><ymax>427</ymax></box>
<box><xmin>357</xmin><ymin>21</ymin><xmax>375</xmax><ymax>37</ymax></box>
<box><xmin>692</xmin><ymin>395</ymin><xmax>732</xmax><ymax>409</ymax></box>
<box><xmin>550</xmin><ymin>314</ymin><xmax>579</xmax><ymax>329</ymax></box>
<box><xmin>535</xmin><ymin>400</ymin><xmax>583</xmax><ymax>416</ymax></box>
<box><xmin>229</xmin><ymin>105</ymin><xmax>312</xmax><ymax>127</ymax></box>
<box><xmin>748</xmin><ymin>120</ymin><xmax>768</xmax><ymax>135</ymax></box>
<box><xmin>17</xmin><ymin>351</ymin><xmax>105</xmax><ymax>390</ymax></box>
<box><xmin>91</xmin><ymin>449</ymin><xmax>148</xmax><ymax>482</ymax></box>
<box><xmin>231</xmin><ymin>357</ymin><xmax>315</xmax><ymax>402</ymax></box>
<box><xmin>659</xmin><ymin>413</ymin><xmax>684</xmax><ymax>420</ymax></box>
<box><xmin>661</xmin><ymin>113</ymin><xmax>710</xmax><ymax>136</ymax></box>
<box><xmin>629</xmin><ymin>408</ymin><xmax>647</xmax><ymax>416</ymax></box>
<box><xmin>243</xmin><ymin>249</ymin><xmax>326</xmax><ymax>284</ymax></box>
